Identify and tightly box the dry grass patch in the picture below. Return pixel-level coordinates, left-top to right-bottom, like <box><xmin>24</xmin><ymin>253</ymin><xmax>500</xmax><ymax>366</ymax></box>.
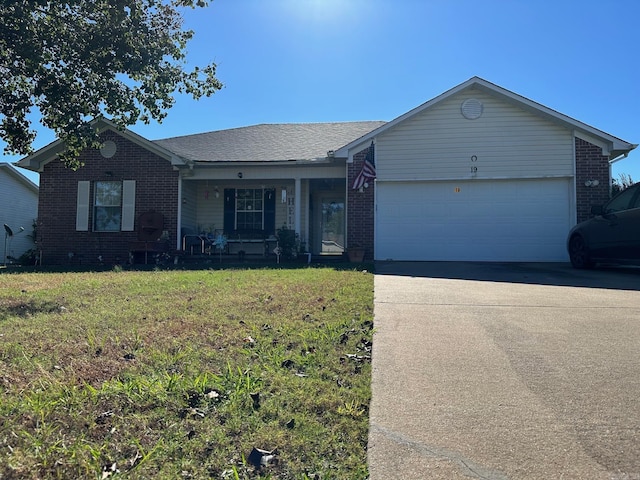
<box><xmin>0</xmin><ymin>267</ymin><xmax>373</xmax><ymax>479</ymax></box>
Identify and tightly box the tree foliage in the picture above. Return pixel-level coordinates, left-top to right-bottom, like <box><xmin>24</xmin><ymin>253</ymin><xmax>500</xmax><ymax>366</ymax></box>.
<box><xmin>0</xmin><ymin>0</ymin><xmax>222</xmax><ymax>168</ymax></box>
<box><xmin>611</xmin><ymin>173</ymin><xmax>635</xmax><ymax>195</ymax></box>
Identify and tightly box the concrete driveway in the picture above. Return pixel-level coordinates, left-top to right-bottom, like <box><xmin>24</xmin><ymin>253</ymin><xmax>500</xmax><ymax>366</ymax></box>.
<box><xmin>369</xmin><ymin>262</ymin><xmax>640</xmax><ymax>480</ymax></box>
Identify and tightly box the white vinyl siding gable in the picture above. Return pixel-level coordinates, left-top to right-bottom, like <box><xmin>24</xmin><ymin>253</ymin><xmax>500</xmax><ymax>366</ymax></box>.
<box><xmin>375</xmin><ymin>90</ymin><xmax>574</xmax><ymax>181</ymax></box>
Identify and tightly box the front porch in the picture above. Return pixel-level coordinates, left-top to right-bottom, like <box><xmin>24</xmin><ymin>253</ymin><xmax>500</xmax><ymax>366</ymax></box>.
<box><xmin>178</xmin><ymin>174</ymin><xmax>347</xmax><ymax>258</ymax></box>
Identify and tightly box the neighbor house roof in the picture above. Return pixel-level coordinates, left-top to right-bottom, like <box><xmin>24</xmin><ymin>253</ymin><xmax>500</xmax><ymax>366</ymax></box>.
<box><xmin>153</xmin><ymin>122</ymin><xmax>386</xmax><ymax>162</ymax></box>
<box><xmin>335</xmin><ymin>76</ymin><xmax>637</xmax><ymax>161</ymax></box>
<box><xmin>1</xmin><ymin>162</ymin><xmax>38</xmax><ymax>194</ymax></box>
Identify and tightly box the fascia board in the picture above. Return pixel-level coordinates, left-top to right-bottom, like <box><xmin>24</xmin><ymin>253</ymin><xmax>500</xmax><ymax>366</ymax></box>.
<box><xmin>16</xmin><ymin>118</ymin><xmax>189</xmax><ymax>172</ymax></box>
<box><xmin>15</xmin><ymin>138</ymin><xmax>66</xmax><ymax>172</ymax></box>
<box><xmin>471</xmin><ymin>79</ymin><xmax>636</xmax><ymax>155</ymax></box>
<box><xmin>336</xmin><ymin>76</ymin><xmax>636</xmax><ymax>160</ymax></box>
<box><xmin>1</xmin><ymin>163</ymin><xmax>39</xmax><ymax>193</ymax></box>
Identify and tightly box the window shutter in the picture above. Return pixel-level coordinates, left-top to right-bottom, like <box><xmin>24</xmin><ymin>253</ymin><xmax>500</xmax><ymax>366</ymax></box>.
<box><xmin>76</xmin><ymin>181</ymin><xmax>90</xmax><ymax>231</ymax></box>
<box><xmin>121</xmin><ymin>180</ymin><xmax>136</xmax><ymax>231</ymax></box>
<box><xmin>223</xmin><ymin>188</ymin><xmax>236</xmax><ymax>234</ymax></box>
<box><xmin>264</xmin><ymin>188</ymin><xmax>276</xmax><ymax>235</ymax></box>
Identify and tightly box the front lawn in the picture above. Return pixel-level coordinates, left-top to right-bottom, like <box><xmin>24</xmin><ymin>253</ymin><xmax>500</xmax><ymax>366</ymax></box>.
<box><xmin>0</xmin><ymin>267</ymin><xmax>373</xmax><ymax>479</ymax></box>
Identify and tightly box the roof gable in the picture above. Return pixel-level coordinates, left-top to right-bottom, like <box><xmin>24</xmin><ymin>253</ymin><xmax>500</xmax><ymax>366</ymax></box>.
<box><xmin>0</xmin><ymin>163</ymin><xmax>38</xmax><ymax>194</ymax></box>
<box><xmin>335</xmin><ymin>77</ymin><xmax>637</xmax><ymax>160</ymax></box>
<box><xmin>16</xmin><ymin>118</ymin><xmax>185</xmax><ymax>172</ymax></box>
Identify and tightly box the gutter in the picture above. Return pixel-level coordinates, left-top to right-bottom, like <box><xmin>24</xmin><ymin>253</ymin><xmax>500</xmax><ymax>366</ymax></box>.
<box><xmin>609</xmin><ymin>143</ymin><xmax>638</xmax><ymax>164</ymax></box>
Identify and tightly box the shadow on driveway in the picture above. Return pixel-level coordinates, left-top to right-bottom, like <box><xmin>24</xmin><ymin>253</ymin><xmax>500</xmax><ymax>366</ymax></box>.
<box><xmin>374</xmin><ymin>261</ymin><xmax>640</xmax><ymax>291</ymax></box>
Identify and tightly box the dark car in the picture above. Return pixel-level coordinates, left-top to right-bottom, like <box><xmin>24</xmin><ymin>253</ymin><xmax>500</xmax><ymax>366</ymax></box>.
<box><xmin>567</xmin><ymin>182</ymin><xmax>640</xmax><ymax>268</ymax></box>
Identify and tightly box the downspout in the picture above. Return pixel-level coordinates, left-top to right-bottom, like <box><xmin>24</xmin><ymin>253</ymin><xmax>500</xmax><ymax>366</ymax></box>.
<box><xmin>371</xmin><ymin>139</ymin><xmax>377</xmax><ymax>261</ymax></box>
<box><xmin>608</xmin><ymin>144</ymin><xmax>638</xmax><ymax>189</ymax></box>
<box><xmin>344</xmin><ymin>160</ymin><xmax>349</xmax><ymax>251</ymax></box>
<box><xmin>571</xmin><ymin>131</ymin><xmax>577</xmax><ymax>226</ymax></box>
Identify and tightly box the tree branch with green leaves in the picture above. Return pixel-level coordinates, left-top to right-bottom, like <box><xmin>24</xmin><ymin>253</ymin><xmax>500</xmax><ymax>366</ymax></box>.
<box><xmin>0</xmin><ymin>0</ymin><xmax>222</xmax><ymax>169</ymax></box>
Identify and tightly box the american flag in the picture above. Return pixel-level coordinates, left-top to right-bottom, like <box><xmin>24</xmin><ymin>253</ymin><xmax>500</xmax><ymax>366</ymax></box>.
<box><xmin>352</xmin><ymin>141</ymin><xmax>376</xmax><ymax>190</ymax></box>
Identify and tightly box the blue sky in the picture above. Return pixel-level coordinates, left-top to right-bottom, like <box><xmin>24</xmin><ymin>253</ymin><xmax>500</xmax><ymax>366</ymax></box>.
<box><xmin>4</xmin><ymin>0</ymin><xmax>640</xmax><ymax>185</ymax></box>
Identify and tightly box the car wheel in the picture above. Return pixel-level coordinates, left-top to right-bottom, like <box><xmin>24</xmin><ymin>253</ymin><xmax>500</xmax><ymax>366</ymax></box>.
<box><xmin>569</xmin><ymin>235</ymin><xmax>593</xmax><ymax>269</ymax></box>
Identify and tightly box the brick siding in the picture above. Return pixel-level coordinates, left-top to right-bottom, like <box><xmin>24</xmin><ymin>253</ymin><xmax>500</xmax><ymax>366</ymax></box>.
<box><xmin>37</xmin><ymin>130</ymin><xmax>179</xmax><ymax>265</ymax></box>
<box><xmin>575</xmin><ymin>137</ymin><xmax>611</xmax><ymax>223</ymax></box>
<box><xmin>346</xmin><ymin>146</ymin><xmax>375</xmax><ymax>261</ymax></box>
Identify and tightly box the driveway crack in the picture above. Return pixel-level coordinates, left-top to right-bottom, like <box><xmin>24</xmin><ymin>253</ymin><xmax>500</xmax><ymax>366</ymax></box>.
<box><xmin>371</xmin><ymin>423</ymin><xmax>509</xmax><ymax>480</ymax></box>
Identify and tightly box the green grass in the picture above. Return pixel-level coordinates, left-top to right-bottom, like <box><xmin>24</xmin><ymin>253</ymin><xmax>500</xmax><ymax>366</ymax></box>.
<box><xmin>0</xmin><ymin>267</ymin><xmax>374</xmax><ymax>479</ymax></box>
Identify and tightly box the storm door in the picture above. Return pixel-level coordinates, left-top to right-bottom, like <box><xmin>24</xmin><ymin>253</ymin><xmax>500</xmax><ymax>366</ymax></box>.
<box><xmin>319</xmin><ymin>198</ymin><xmax>345</xmax><ymax>254</ymax></box>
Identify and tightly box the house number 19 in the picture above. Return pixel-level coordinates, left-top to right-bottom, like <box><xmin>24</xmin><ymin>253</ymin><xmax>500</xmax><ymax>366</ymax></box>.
<box><xmin>470</xmin><ymin>155</ymin><xmax>478</xmax><ymax>174</ymax></box>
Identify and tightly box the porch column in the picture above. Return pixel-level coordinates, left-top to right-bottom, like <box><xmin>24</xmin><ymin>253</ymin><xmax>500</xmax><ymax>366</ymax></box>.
<box><xmin>294</xmin><ymin>177</ymin><xmax>302</xmax><ymax>236</ymax></box>
<box><xmin>176</xmin><ymin>177</ymin><xmax>183</xmax><ymax>250</ymax></box>
<box><xmin>303</xmin><ymin>179</ymin><xmax>310</xmax><ymax>247</ymax></box>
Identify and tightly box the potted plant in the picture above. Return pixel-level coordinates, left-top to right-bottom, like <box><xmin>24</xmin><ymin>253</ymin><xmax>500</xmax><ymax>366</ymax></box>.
<box><xmin>276</xmin><ymin>226</ymin><xmax>298</xmax><ymax>260</ymax></box>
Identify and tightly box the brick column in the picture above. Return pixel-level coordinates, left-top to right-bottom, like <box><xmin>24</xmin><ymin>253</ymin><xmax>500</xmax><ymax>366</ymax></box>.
<box><xmin>347</xmin><ymin>145</ymin><xmax>375</xmax><ymax>260</ymax></box>
<box><xmin>575</xmin><ymin>137</ymin><xmax>610</xmax><ymax>223</ymax></box>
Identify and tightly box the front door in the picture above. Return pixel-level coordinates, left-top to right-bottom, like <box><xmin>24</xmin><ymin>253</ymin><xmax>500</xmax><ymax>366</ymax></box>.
<box><xmin>318</xmin><ymin>198</ymin><xmax>345</xmax><ymax>255</ymax></box>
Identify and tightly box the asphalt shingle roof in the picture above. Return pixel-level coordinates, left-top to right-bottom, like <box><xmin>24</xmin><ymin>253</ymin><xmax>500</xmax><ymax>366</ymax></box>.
<box><xmin>152</xmin><ymin>121</ymin><xmax>386</xmax><ymax>162</ymax></box>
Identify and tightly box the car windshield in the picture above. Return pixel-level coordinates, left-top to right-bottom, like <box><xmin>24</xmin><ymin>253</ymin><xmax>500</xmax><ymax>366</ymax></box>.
<box><xmin>605</xmin><ymin>185</ymin><xmax>638</xmax><ymax>213</ymax></box>
<box><xmin>632</xmin><ymin>187</ymin><xmax>640</xmax><ymax>209</ymax></box>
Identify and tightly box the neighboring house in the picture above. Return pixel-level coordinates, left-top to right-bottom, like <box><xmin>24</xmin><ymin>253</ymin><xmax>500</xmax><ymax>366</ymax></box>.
<box><xmin>16</xmin><ymin>77</ymin><xmax>637</xmax><ymax>265</ymax></box>
<box><xmin>0</xmin><ymin>162</ymin><xmax>38</xmax><ymax>263</ymax></box>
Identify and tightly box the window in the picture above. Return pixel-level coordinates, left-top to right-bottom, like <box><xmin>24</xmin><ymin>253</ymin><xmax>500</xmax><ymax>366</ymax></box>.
<box><xmin>223</xmin><ymin>188</ymin><xmax>276</xmax><ymax>235</ymax></box>
<box><xmin>236</xmin><ymin>188</ymin><xmax>264</xmax><ymax>230</ymax></box>
<box><xmin>76</xmin><ymin>180</ymin><xmax>136</xmax><ymax>232</ymax></box>
<box><xmin>94</xmin><ymin>181</ymin><xmax>122</xmax><ymax>231</ymax></box>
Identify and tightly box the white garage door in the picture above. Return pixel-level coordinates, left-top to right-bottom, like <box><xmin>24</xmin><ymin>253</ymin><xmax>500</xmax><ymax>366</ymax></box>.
<box><xmin>376</xmin><ymin>178</ymin><xmax>571</xmax><ymax>262</ymax></box>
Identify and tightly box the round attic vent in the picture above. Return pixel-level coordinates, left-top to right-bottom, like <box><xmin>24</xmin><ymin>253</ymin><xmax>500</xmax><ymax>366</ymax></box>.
<box><xmin>100</xmin><ymin>140</ymin><xmax>117</xmax><ymax>158</ymax></box>
<box><xmin>461</xmin><ymin>98</ymin><xmax>483</xmax><ymax>120</ymax></box>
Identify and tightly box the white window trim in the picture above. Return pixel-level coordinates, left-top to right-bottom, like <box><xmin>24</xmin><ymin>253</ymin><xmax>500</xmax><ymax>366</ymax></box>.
<box><xmin>76</xmin><ymin>180</ymin><xmax>136</xmax><ymax>232</ymax></box>
<box><xmin>76</xmin><ymin>181</ymin><xmax>90</xmax><ymax>231</ymax></box>
<box><xmin>121</xmin><ymin>180</ymin><xmax>136</xmax><ymax>231</ymax></box>
<box><xmin>235</xmin><ymin>188</ymin><xmax>264</xmax><ymax>230</ymax></box>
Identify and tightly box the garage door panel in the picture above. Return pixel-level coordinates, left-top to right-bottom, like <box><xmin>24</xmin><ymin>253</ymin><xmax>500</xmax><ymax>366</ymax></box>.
<box><xmin>376</xmin><ymin>179</ymin><xmax>571</xmax><ymax>262</ymax></box>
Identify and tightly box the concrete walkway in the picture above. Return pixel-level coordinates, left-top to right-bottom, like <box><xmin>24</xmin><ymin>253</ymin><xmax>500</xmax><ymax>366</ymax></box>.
<box><xmin>368</xmin><ymin>262</ymin><xmax>640</xmax><ymax>480</ymax></box>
